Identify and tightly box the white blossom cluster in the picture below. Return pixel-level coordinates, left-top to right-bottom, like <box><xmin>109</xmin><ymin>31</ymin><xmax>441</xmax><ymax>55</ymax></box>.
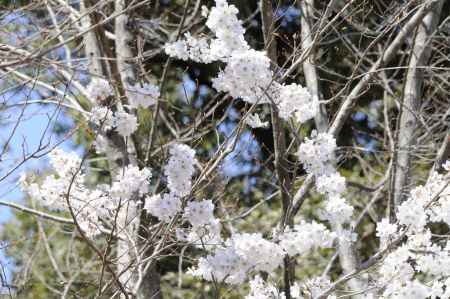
<box><xmin>144</xmin><ymin>143</ymin><xmax>209</xmax><ymax>236</ymax></box>
<box><xmin>278</xmin><ymin>221</ymin><xmax>336</xmax><ymax>256</ymax></box>
<box><xmin>20</xmin><ymin>149</ymin><xmax>152</xmax><ymax>237</ymax></box>
<box><xmin>212</xmin><ymin>49</ymin><xmax>274</xmax><ymax>104</ymax></box>
<box><xmin>126</xmin><ymin>83</ymin><xmax>159</xmax><ymax>109</ymax></box>
<box><xmin>189</xmin><ymin>232</ymin><xmax>285</xmax><ymax>284</ymax></box>
<box><xmin>89</xmin><ymin>80</ymin><xmax>158</xmax><ymax>139</ymax></box>
<box><xmin>164</xmin><ymin>143</ymin><xmax>197</xmax><ymax>196</ymax></box>
<box><xmin>297</xmin><ymin>131</ymin><xmax>337</xmax><ymax>176</ymax></box>
<box><xmin>90</xmin><ymin>106</ymin><xmax>138</xmax><ymax>138</ymax></box>
<box><xmin>144</xmin><ymin>193</ymin><xmax>181</xmax><ymax>222</ymax></box>
<box><xmin>246</xmin><ymin>276</ymin><xmax>285</xmax><ymax>299</ymax></box>
<box><xmin>297</xmin><ymin>131</ymin><xmax>354</xmax><ymax>225</ymax></box>
<box><xmin>90</xmin><ymin>106</ymin><xmax>115</xmax><ymax>130</ymax></box>
<box><xmin>164</xmin><ymin>0</ymin><xmax>318</xmax><ymax>124</ymax></box>
<box><xmin>205</xmin><ymin>0</ymin><xmax>249</xmax><ymax>58</ymax></box>
<box><xmin>371</xmin><ymin>166</ymin><xmax>450</xmax><ymax>298</ymax></box>
<box><xmin>290</xmin><ymin>277</ymin><xmax>336</xmax><ymax>299</ymax></box>
<box><xmin>164</xmin><ymin>0</ymin><xmax>248</xmax><ymax>63</ymax></box>
<box><xmin>87</xmin><ymin>78</ymin><xmax>113</xmax><ymax>102</ymax></box>
<box><xmin>165</xmin><ymin>33</ymin><xmax>216</xmax><ymax>63</ymax></box>
<box><xmin>277</xmin><ymin>83</ymin><xmax>318</xmax><ymax>123</ymax></box>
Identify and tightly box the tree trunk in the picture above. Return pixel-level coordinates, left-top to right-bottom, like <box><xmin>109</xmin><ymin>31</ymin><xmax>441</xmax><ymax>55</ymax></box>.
<box><xmin>393</xmin><ymin>0</ymin><xmax>444</xmax><ymax>206</ymax></box>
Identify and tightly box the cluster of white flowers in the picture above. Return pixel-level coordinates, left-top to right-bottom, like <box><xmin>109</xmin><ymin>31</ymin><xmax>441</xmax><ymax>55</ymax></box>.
<box><xmin>90</xmin><ymin>106</ymin><xmax>138</xmax><ymax>138</ymax></box>
<box><xmin>369</xmin><ymin>166</ymin><xmax>450</xmax><ymax>298</ymax></box>
<box><xmin>48</xmin><ymin>149</ymin><xmax>82</xmax><ymax>177</ymax></box>
<box><xmin>297</xmin><ymin>132</ymin><xmax>354</xmax><ymax>226</ymax></box>
<box><xmin>164</xmin><ymin>33</ymin><xmax>215</xmax><ymax>63</ymax></box>
<box><xmin>126</xmin><ymin>83</ymin><xmax>159</xmax><ymax>109</ymax></box>
<box><xmin>144</xmin><ymin>193</ymin><xmax>182</xmax><ymax>222</ymax></box>
<box><xmin>376</xmin><ymin>218</ymin><xmax>399</xmax><ymax>249</ymax></box>
<box><xmin>278</xmin><ymin>221</ymin><xmax>336</xmax><ymax>256</ymax></box>
<box><xmin>189</xmin><ymin>245</ymin><xmax>244</xmax><ymax>284</ymax></box>
<box><xmin>87</xmin><ymin>78</ymin><xmax>113</xmax><ymax>102</ymax></box>
<box><xmin>21</xmin><ymin>149</ymin><xmax>152</xmax><ymax>237</ymax></box>
<box><xmin>277</xmin><ymin>83</ymin><xmax>318</xmax><ymax>123</ymax></box>
<box><xmin>315</xmin><ymin>172</ymin><xmax>346</xmax><ymax>195</ymax></box>
<box><xmin>164</xmin><ymin>143</ymin><xmax>197</xmax><ymax>196</ymax></box>
<box><xmin>113</xmin><ymin>110</ymin><xmax>138</xmax><ymax>138</ymax></box>
<box><xmin>90</xmin><ymin>106</ymin><xmax>115</xmax><ymax>130</ymax></box>
<box><xmin>290</xmin><ymin>277</ymin><xmax>335</xmax><ymax>299</ymax></box>
<box><xmin>323</xmin><ymin>195</ymin><xmax>354</xmax><ymax>225</ymax></box>
<box><xmin>165</xmin><ymin>0</ymin><xmax>248</xmax><ymax>63</ymax></box>
<box><xmin>190</xmin><ymin>232</ymin><xmax>285</xmax><ymax>284</ymax></box>
<box><xmin>297</xmin><ymin>131</ymin><xmax>337</xmax><ymax>176</ymax></box>
<box><xmin>175</xmin><ymin>199</ymin><xmax>222</xmax><ymax>246</ymax></box>
<box><xmin>164</xmin><ymin>0</ymin><xmax>317</xmax><ymax>124</ymax></box>
<box><xmin>110</xmin><ymin>165</ymin><xmax>151</xmax><ymax>200</ymax></box>
<box><xmin>245</xmin><ymin>276</ymin><xmax>285</xmax><ymax>299</ymax></box>
<box><xmin>205</xmin><ymin>0</ymin><xmax>249</xmax><ymax>58</ymax></box>
<box><xmin>144</xmin><ymin>144</ymin><xmax>204</xmax><ymax>228</ymax></box>
<box><xmin>183</xmin><ymin>199</ymin><xmax>215</xmax><ymax>227</ymax></box>
<box><xmin>212</xmin><ymin>49</ymin><xmax>274</xmax><ymax>104</ymax></box>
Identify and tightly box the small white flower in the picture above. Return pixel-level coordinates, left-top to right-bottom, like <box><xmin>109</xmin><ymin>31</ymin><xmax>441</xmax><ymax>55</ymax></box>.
<box><xmin>87</xmin><ymin>78</ymin><xmax>113</xmax><ymax>102</ymax></box>
<box><xmin>113</xmin><ymin>110</ymin><xmax>138</xmax><ymax>137</ymax></box>
<box><xmin>245</xmin><ymin>113</ymin><xmax>269</xmax><ymax>128</ymax></box>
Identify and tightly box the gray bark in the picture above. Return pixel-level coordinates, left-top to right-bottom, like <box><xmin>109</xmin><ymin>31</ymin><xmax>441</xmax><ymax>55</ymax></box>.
<box><xmin>115</xmin><ymin>0</ymin><xmax>136</xmax><ymax>86</ymax></box>
<box><xmin>393</xmin><ymin>0</ymin><xmax>444</xmax><ymax>206</ymax></box>
<box><xmin>300</xmin><ymin>0</ymin><xmax>328</xmax><ymax>132</ymax></box>
<box><xmin>80</xmin><ymin>0</ymin><xmax>103</xmax><ymax>78</ymax></box>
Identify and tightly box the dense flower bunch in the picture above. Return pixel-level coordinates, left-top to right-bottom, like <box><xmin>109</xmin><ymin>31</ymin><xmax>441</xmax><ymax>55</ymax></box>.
<box><xmin>144</xmin><ymin>193</ymin><xmax>181</xmax><ymax>222</ymax></box>
<box><xmin>189</xmin><ymin>232</ymin><xmax>285</xmax><ymax>284</ymax></box>
<box><xmin>164</xmin><ymin>0</ymin><xmax>318</xmax><ymax>124</ymax></box>
<box><xmin>144</xmin><ymin>143</ymin><xmax>198</xmax><ymax>223</ymax></box>
<box><xmin>212</xmin><ymin>49</ymin><xmax>274</xmax><ymax>104</ymax></box>
<box><xmin>112</xmin><ymin>110</ymin><xmax>138</xmax><ymax>138</ymax></box>
<box><xmin>126</xmin><ymin>83</ymin><xmax>159</xmax><ymax>109</ymax></box>
<box><xmin>297</xmin><ymin>131</ymin><xmax>337</xmax><ymax>176</ymax></box>
<box><xmin>278</xmin><ymin>221</ymin><xmax>336</xmax><ymax>256</ymax></box>
<box><xmin>164</xmin><ymin>143</ymin><xmax>197</xmax><ymax>196</ymax></box>
<box><xmin>89</xmin><ymin>81</ymin><xmax>158</xmax><ymax>139</ymax></box>
<box><xmin>144</xmin><ymin>143</ymin><xmax>223</xmax><ymax>249</ymax></box>
<box><xmin>370</xmin><ymin>167</ymin><xmax>450</xmax><ymax>298</ymax></box>
<box><xmin>90</xmin><ymin>106</ymin><xmax>138</xmax><ymax>138</ymax></box>
<box><xmin>246</xmin><ymin>276</ymin><xmax>285</xmax><ymax>299</ymax></box>
<box><xmin>20</xmin><ymin>149</ymin><xmax>152</xmax><ymax>237</ymax></box>
<box><xmin>86</xmin><ymin>78</ymin><xmax>113</xmax><ymax>102</ymax></box>
<box><xmin>277</xmin><ymin>83</ymin><xmax>318</xmax><ymax>123</ymax></box>
<box><xmin>165</xmin><ymin>33</ymin><xmax>216</xmax><ymax>63</ymax></box>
